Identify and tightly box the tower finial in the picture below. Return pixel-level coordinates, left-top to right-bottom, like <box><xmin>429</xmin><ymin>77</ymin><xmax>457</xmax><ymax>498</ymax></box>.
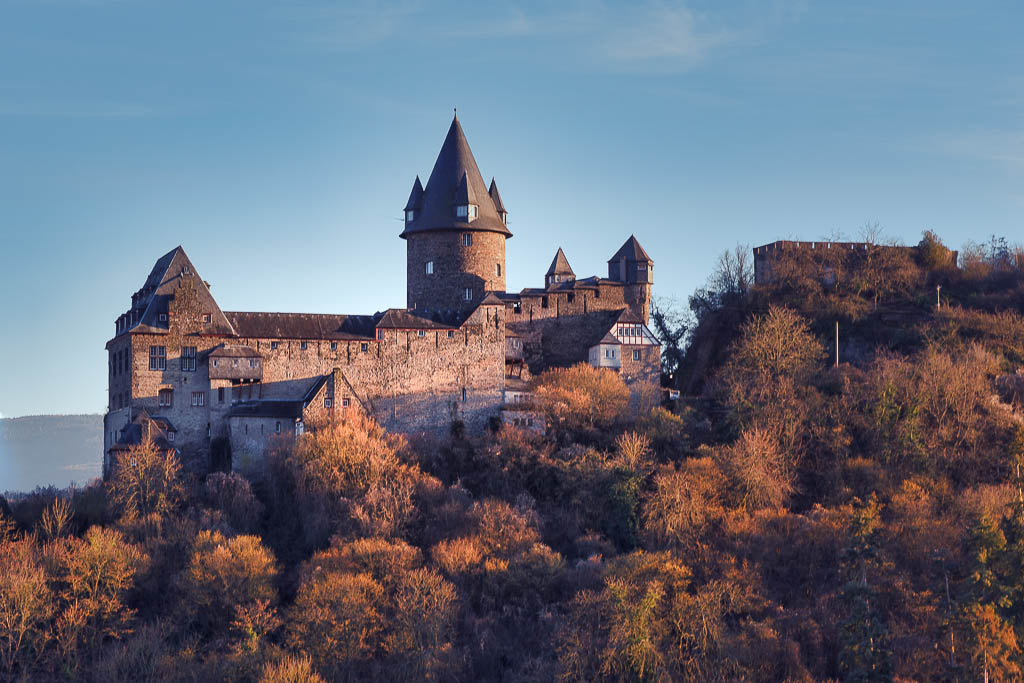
<box><xmin>453</xmin><ymin>106</ymin><xmax>457</xmax><ymax>120</ymax></box>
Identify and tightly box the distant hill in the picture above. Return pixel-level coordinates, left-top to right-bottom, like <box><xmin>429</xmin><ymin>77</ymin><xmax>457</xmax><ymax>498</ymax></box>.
<box><xmin>0</xmin><ymin>414</ymin><xmax>102</xmax><ymax>494</ymax></box>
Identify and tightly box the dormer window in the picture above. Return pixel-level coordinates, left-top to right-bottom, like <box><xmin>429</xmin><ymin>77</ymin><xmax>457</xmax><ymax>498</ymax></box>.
<box><xmin>405</xmin><ymin>209</ymin><xmax>415</xmax><ymax>222</ymax></box>
<box><xmin>159</xmin><ymin>313</ymin><xmax>168</xmax><ymax>322</ymax></box>
<box><xmin>456</xmin><ymin>204</ymin><xmax>478</xmax><ymax>221</ymax></box>
<box><xmin>425</xmin><ymin>260</ymin><xmax>434</xmax><ymax>275</ymax></box>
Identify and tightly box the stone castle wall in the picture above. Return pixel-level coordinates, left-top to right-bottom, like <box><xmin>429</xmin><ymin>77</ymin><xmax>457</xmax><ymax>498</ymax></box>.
<box><xmin>406</xmin><ymin>230</ymin><xmax>506</xmax><ymax>310</ymax></box>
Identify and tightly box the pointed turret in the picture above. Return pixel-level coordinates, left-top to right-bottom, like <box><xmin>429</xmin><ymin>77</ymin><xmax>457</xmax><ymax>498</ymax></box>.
<box><xmin>608</xmin><ymin>235</ymin><xmax>653</xmax><ymax>283</ymax></box>
<box><xmin>403</xmin><ymin>114</ymin><xmax>511</xmax><ymax>311</ymax></box>
<box><xmin>400</xmin><ymin>114</ymin><xmax>511</xmax><ymax>238</ymax></box>
<box><xmin>403</xmin><ymin>176</ymin><xmax>424</xmax><ymax>216</ymax></box>
<box><xmin>545</xmin><ymin>247</ymin><xmax>575</xmax><ymax>287</ymax></box>
<box><xmin>488</xmin><ymin>178</ymin><xmax>507</xmax><ymax>225</ymax></box>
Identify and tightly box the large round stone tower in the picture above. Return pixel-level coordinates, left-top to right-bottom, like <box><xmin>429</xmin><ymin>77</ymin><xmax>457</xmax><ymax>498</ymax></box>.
<box><xmin>401</xmin><ymin>114</ymin><xmax>512</xmax><ymax>312</ymax></box>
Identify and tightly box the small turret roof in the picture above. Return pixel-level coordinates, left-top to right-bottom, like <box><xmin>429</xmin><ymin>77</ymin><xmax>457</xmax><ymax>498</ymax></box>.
<box><xmin>608</xmin><ymin>235</ymin><xmax>653</xmax><ymax>263</ymax></box>
<box><xmin>546</xmin><ymin>248</ymin><xmax>575</xmax><ymax>277</ymax></box>
<box><xmin>403</xmin><ymin>176</ymin><xmax>423</xmax><ymax>211</ymax></box>
<box><xmin>400</xmin><ymin>114</ymin><xmax>511</xmax><ymax>239</ymax></box>
<box><xmin>488</xmin><ymin>178</ymin><xmax>506</xmax><ymax>214</ymax></box>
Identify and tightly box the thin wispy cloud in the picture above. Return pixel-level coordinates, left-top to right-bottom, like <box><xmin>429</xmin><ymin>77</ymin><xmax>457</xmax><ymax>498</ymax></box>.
<box><xmin>940</xmin><ymin>129</ymin><xmax>1024</xmax><ymax>169</ymax></box>
<box><xmin>0</xmin><ymin>101</ymin><xmax>153</xmax><ymax>118</ymax></box>
<box><xmin>280</xmin><ymin>0</ymin><xmax>746</xmax><ymax>73</ymax></box>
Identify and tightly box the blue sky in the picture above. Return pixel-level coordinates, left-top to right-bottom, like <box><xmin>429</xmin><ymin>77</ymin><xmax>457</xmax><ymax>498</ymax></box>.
<box><xmin>1</xmin><ymin>0</ymin><xmax>1022</xmax><ymax>418</ymax></box>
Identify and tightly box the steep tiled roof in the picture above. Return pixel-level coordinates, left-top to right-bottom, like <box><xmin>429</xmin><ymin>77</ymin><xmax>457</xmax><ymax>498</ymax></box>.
<box><xmin>129</xmin><ymin>246</ymin><xmax>236</xmax><ymax>336</ymax></box>
<box><xmin>546</xmin><ymin>248</ymin><xmax>575</xmax><ymax>277</ymax></box>
<box><xmin>608</xmin><ymin>235</ymin><xmax>653</xmax><ymax>263</ymax></box>
<box><xmin>226</xmin><ymin>312</ymin><xmax>377</xmax><ymax>340</ymax></box>
<box><xmin>208</xmin><ymin>344</ymin><xmax>260</xmax><ymax>358</ymax></box>
<box><xmin>400</xmin><ymin>115</ymin><xmax>512</xmax><ymax>239</ymax></box>
<box><xmin>377</xmin><ymin>309</ymin><xmax>453</xmax><ymax>330</ymax></box>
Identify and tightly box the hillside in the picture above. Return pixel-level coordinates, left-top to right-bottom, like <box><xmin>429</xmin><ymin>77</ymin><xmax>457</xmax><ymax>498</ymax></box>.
<box><xmin>0</xmin><ymin>414</ymin><xmax>102</xmax><ymax>493</ymax></box>
<box><xmin>2</xmin><ymin>232</ymin><xmax>1024</xmax><ymax>681</ymax></box>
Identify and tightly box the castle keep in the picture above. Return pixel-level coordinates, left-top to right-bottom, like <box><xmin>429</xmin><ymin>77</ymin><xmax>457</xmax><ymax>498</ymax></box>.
<box><xmin>104</xmin><ymin>115</ymin><xmax>661</xmax><ymax>476</ymax></box>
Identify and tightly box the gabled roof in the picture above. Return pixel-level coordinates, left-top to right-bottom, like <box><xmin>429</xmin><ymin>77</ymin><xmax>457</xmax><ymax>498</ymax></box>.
<box><xmin>608</xmin><ymin>235</ymin><xmax>653</xmax><ymax>264</ymax></box>
<box><xmin>226</xmin><ymin>312</ymin><xmax>377</xmax><ymax>340</ymax></box>
<box><xmin>128</xmin><ymin>246</ymin><xmax>236</xmax><ymax>336</ymax></box>
<box><xmin>403</xmin><ymin>176</ymin><xmax>424</xmax><ymax>211</ymax></box>
<box><xmin>376</xmin><ymin>309</ymin><xmax>453</xmax><ymax>330</ymax></box>
<box><xmin>109</xmin><ymin>409</ymin><xmax>176</xmax><ymax>452</ymax></box>
<box><xmin>546</xmin><ymin>248</ymin><xmax>575</xmax><ymax>277</ymax></box>
<box><xmin>400</xmin><ymin>114</ymin><xmax>512</xmax><ymax>239</ymax></box>
<box><xmin>208</xmin><ymin>344</ymin><xmax>261</xmax><ymax>358</ymax></box>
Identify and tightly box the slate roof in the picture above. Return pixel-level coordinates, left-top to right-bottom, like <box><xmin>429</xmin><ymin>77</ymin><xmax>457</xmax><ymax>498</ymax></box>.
<box><xmin>377</xmin><ymin>309</ymin><xmax>453</xmax><ymax>330</ymax></box>
<box><xmin>488</xmin><ymin>178</ymin><xmax>506</xmax><ymax>214</ymax></box>
<box><xmin>227</xmin><ymin>374</ymin><xmax>329</xmax><ymax>419</ymax></box>
<box><xmin>400</xmin><ymin>115</ymin><xmax>512</xmax><ymax>239</ymax></box>
<box><xmin>126</xmin><ymin>246</ymin><xmax>236</xmax><ymax>336</ymax></box>
<box><xmin>403</xmin><ymin>176</ymin><xmax>424</xmax><ymax>211</ymax></box>
<box><xmin>608</xmin><ymin>235</ymin><xmax>653</xmax><ymax>263</ymax></box>
<box><xmin>208</xmin><ymin>344</ymin><xmax>261</xmax><ymax>358</ymax></box>
<box><xmin>109</xmin><ymin>410</ymin><xmax>177</xmax><ymax>452</ymax></box>
<box><xmin>546</xmin><ymin>248</ymin><xmax>575</xmax><ymax>277</ymax></box>
<box><xmin>226</xmin><ymin>312</ymin><xmax>377</xmax><ymax>340</ymax></box>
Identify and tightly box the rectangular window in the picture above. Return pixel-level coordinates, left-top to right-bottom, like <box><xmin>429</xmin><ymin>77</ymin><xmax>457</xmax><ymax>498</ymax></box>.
<box><xmin>203</xmin><ymin>313</ymin><xmax>212</xmax><ymax>324</ymax></box>
<box><xmin>377</xmin><ymin>329</ymin><xmax>384</xmax><ymax>340</ymax></box>
<box><xmin>461</xmin><ymin>388</ymin><xmax>467</xmax><ymax>402</ymax></box>
<box><xmin>167</xmin><ymin>431</ymin><xmax>175</xmax><ymax>443</ymax></box>
<box><xmin>417</xmin><ymin>330</ymin><xmax>425</xmax><ymax>337</ymax></box>
<box><xmin>541</xmin><ymin>296</ymin><xmax>549</xmax><ymax>309</ymax></box>
<box><xmin>496</xmin><ymin>264</ymin><xmax>501</xmax><ymax>277</ymax></box>
<box><xmin>425</xmin><ymin>260</ymin><xmax>434</xmax><ymax>275</ymax></box>
<box><xmin>271</xmin><ymin>341</ymin><xmax>279</xmax><ymax>350</ymax></box>
<box><xmin>633</xmin><ymin>349</ymin><xmax>642</xmax><ymax>361</ymax></box>
<box><xmin>149</xmin><ymin>346</ymin><xmax>166</xmax><ymax>370</ymax></box>
<box><xmin>447</xmin><ymin>330</ymin><xmax>454</xmax><ymax>338</ymax></box>
<box><xmin>342</xmin><ymin>398</ymin><xmax>351</xmax><ymax>407</ymax></box>
<box><xmin>191</xmin><ymin>391</ymin><xmax>205</xmax><ymax>407</ymax></box>
<box><xmin>158</xmin><ymin>389</ymin><xmax>173</xmax><ymax>407</ymax></box>
<box><xmin>181</xmin><ymin>346</ymin><xmax>197</xmax><ymax>372</ymax></box>
<box><xmin>461</xmin><ymin>233</ymin><xmax>473</xmax><ymax>246</ymax></box>
<box><xmin>324</xmin><ymin>397</ymin><xmax>332</xmax><ymax>408</ymax></box>
<box><xmin>464</xmin><ymin>288</ymin><xmax>473</xmax><ymax>301</ymax></box>
<box><xmin>300</xmin><ymin>341</ymin><xmax>308</xmax><ymax>350</ymax></box>
<box><xmin>159</xmin><ymin>313</ymin><xmax>168</xmax><ymax>322</ymax></box>
<box><xmin>249</xmin><ymin>359</ymin><xmax>257</xmax><ymax>368</ymax></box>
<box><xmin>457</xmin><ymin>206</ymin><xmax>469</xmax><ymax>218</ymax></box>
<box><xmin>330</xmin><ymin>342</ymin><xmax>338</xmax><ymax>351</ymax></box>
<box><xmin>360</xmin><ymin>343</ymin><xmax>368</xmax><ymax>352</ymax></box>
<box><xmin>218</xmin><ymin>387</ymin><xmax>225</xmax><ymax>403</ymax></box>
<box><xmin>275</xmin><ymin>421</ymin><xmax>281</xmax><ymax>434</ymax></box>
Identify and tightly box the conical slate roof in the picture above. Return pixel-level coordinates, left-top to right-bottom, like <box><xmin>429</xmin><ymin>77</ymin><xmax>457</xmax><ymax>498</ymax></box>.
<box><xmin>608</xmin><ymin>235</ymin><xmax>653</xmax><ymax>263</ymax></box>
<box><xmin>546</xmin><ymin>247</ymin><xmax>575</xmax><ymax>277</ymax></box>
<box><xmin>403</xmin><ymin>176</ymin><xmax>423</xmax><ymax>211</ymax></box>
<box><xmin>400</xmin><ymin>114</ymin><xmax>511</xmax><ymax>238</ymax></box>
<box><xmin>488</xmin><ymin>178</ymin><xmax>506</xmax><ymax>214</ymax></box>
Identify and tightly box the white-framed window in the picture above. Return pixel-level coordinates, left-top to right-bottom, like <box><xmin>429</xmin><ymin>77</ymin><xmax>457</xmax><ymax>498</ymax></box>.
<box><xmin>461</xmin><ymin>233</ymin><xmax>473</xmax><ymax>246</ymax></box>
<box><xmin>426</xmin><ymin>260</ymin><xmax>434</xmax><ymax>275</ymax></box>
<box><xmin>158</xmin><ymin>388</ymin><xmax>173</xmax><ymax>407</ymax></box>
<box><xmin>149</xmin><ymin>346</ymin><xmax>166</xmax><ymax>370</ymax></box>
<box><xmin>181</xmin><ymin>346</ymin><xmax>197</xmax><ymax>372</ymax></box>
<box><xmin>213</xmin><ymin>359</ymin><xmax>218</xmax><ymax>367</ymax></box>
<box><xmin>496</xmin><ymin>263</ymin><xmax>501</xmax><ymax>277</ymax></box>
<box><xmin>342</xmin><ymin>397</ymin><xmax>351</xmax><ymax>407</ymax></box>
<box><xmin>469</xmin><ymin>205</ymin><xmax>478</xmax><ymax>219</ymax></box>
<box><xmin>632</xmin><ymin>349</ymin><xmax>641</xmax><ymax>361</ymax></box>
<box><xmin>377</xmin><ymin>329</ymin><xmax>384</xmax><ymax>340</ymax></box>
<box><xmin>405</xmin><ymin>209</ymin><xmax>415</xmax><ymax>221</ymax></box>
<box><xmin>417</xmin><ymin>330</ymin><xmax>426</xmax><ymax>337</ymax></box>
<box><xmin>456</xmin><ymin>205</ymin><xmax>470</xmax><ymax>218</ymax></box>
<box><xmin>203</xmin><ymin>313</ymin><xmax>212</xmax><ymax>324</ymax></box>
<box><xmin>330</xmin><ymin>342</ymin><xmax>338</xmax><ymax>351</ymax></box>
<box><xmin>159</xmin><ymin>313</ymin><xmax>168</xmax><ymax>322</ymax></box>
<box><xmin>447</xmin><ymin>330</ymin><xmax>454</xmax><ymax>338</ymax></box>
<box><xmin>167</xmin><ymin>431</ymin><xmax>175</xmax><ymax>443</ymax></box>
<box><xmin>360</xmin><ymin>342</ymin><xmax>368</xmax><ymax>352</ymax></box>
<box><xmin>324</xmin><ymin>397</ymin><xmax>332</xmax><ymax>408</ymax></box>
<box><xmin>191</xmin><ymin>391</ymin><xmax>205</xmax><ymax>407</ymax></box>
<box><xmin>464</xmin><ymin>288</ymin><xmax>473</xmax><ymax>301</ymax></box>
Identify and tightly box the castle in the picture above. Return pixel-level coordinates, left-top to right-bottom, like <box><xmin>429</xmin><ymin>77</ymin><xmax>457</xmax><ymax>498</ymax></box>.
<box><xmin>103</xmin><ymin>115</ymin><xmax>661</xmax><ymax>477</ymax></box>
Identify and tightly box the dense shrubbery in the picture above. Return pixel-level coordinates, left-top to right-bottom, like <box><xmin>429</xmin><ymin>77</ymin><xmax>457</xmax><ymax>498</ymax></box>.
<box><xmin>2</xmin><ymin>229</ymin><xmax>1024</xmax><ymax>680</ymax></box>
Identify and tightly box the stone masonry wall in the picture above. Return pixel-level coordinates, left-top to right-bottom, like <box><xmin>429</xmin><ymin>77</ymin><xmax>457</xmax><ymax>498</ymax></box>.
<box><xmin>406</xmin><ymin>230</ymin><xmax>506</xmax><ymax>310</ymax></box>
